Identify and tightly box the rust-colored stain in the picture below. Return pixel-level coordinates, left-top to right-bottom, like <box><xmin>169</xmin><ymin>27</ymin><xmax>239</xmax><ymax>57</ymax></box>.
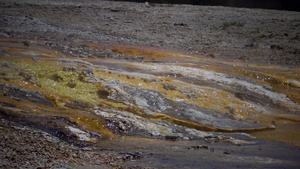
<box><xmin>0</xmin><ymin>38</ymin><xmax>299</xmax><ymax>146</ymax></box>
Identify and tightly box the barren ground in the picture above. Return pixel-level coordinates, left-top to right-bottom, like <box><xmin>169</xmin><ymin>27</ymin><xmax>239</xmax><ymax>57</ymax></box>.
<box><xmin>0</xmin><ymin>0</ymin><xmax>300</xmax><ymax>168</ymax></box>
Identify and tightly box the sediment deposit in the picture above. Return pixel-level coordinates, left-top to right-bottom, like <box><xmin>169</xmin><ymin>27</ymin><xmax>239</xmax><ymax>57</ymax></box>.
<box><xmin>0</xmin><ymin>0</ymin><xmax>300</xmax><ymax>168</ymax></box>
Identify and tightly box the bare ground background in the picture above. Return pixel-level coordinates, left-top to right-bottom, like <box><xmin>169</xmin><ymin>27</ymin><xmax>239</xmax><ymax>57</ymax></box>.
<box><xmin>1</xmin><ymin>0</ymin><xmax>300</xmax><ymax>65</ymax></box>
<box><xmin>0</xmin><ymin>0</ymin><xmax>300</xmax><ymax>168</ymax></box>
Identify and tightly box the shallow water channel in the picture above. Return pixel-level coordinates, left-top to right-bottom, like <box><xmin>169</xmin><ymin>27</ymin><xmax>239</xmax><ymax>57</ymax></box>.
<box><xmin>0</xmin><ymin>38</ymin><xmax>299</xmax><ymax>168</ymax></box>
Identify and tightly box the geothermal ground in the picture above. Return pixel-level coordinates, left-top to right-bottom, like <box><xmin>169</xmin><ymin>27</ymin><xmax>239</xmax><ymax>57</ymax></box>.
<box><xmin>0</xmin><ymin>0</ymin><xmax>300</xmax><ymax>168</ymax></box>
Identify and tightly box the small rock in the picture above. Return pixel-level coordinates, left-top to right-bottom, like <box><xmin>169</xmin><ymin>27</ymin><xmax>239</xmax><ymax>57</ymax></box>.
<box><xmin>66</xmin><ymin>126</ymin><xmax>91</xmax><ymax>142</ymax></box>
<box><xmin>270</xmin><ymin>44</ymin><xmax>283</xmax><ymax>50</ymax></box>
<box><xmin>19</xmin><ymin>72</ymin><xmax>31</xmax><ymax>79</ymax></box>
<box><xmin>63</xmin><ymin>66</ymin><xmax>77</xmax><ymax>71</ymax></box>
<box><xmin>84</xmin><ymin>77</ymin><xmax>101</xmax><ymax>83</ymax></box>
<box><xmin>79</xmin><ymin>69</ymin><xmax>94</xmax><ymax>77</ymax></box>
<box><xmin>31</xmin><ymin>57</ymin><xmax>39</xmax><ymax>62</ymax></box>
<box><xmin>145</xmin><ymin>2</ymin><xmax>150</xmax><ymax>8</ymax></box>
<box><xmin>52</xmin><ymin>73</ymin><xmax>64</xmax><ymax>82</ymax></box>
<box><xmin>163</xmin><ymin>83</ymin><xmax>177</xmax><ymax>91</ymax></box>
<box><xmin>150</xmin><ymin>131</ymin><xmax>160</xmax><ymax>136</ymax></box>
<box><xmin>67</xmin><ymin>80</ymin><xmax>77</xmax><ymax>88</ymax></box>
<box><xmin>82</xmin><ymin>147</ymin><xmax>93</xmax><ymax>151</ymax></box>
<box><xmin>27</xmin><ymin>76</ymin><xmax>41</xmax><ymax>87</ymax></box>
<box><xmin>207</xmin><ymin>54</ymin><xmax>215</xmax><ymax>58</ymax></box>
<box><xmin>1</xmin><ymin>63</ymin><xmax>15</xmax><ymax>68</ymax></box>
<box><xmin>11</xmin><ymin>96</ymin><xmax>21</xmax><ymax>101</ymax></box>
<box><xmin>0</xmin><ymin>72</ymin><xmax>6</xmax><ymax>77</ymax></box>
<box><xmin>165</xmin><ymin>135</ymin><xmax>179</xmax><ymax>140</ymax></box>
<box><xmin>174</xmin><ymin>23</ymin><xmax>188</xmax><ymax>27</ymax></box>
<box><xmin>182</xmin><ymin>137</ymin><xmax>190</xmax><ymax>140</ymax></box>
<box><xmin>204</xmin><ymin>136</ymin><xmax>220</xmax><ymax>143</ymax></box>
<box><xmin>245</xmin><ymin>43</ymin><xmax>254</xmax><ymax>47</ymax></box>
<box><xmin>188</xmin><ymin>145</ymin><xmax>209</xmax><ymax>150</ymax></box>
<box><xmin>119</xmin><ymin>152</ymin><xmax>142</xmax><ymax>161</ymax></box>
<box><xmin>142</xmin><ymin>78</ymin><xmax>159</xmax><ymax>83</ymax></box>
<box><xmin>22</xmin><ymin>41</ymin><xmax>30</xmax><ymax>47</ymax></box>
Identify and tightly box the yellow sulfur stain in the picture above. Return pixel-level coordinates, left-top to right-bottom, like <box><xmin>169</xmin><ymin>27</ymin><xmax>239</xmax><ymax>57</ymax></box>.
<box><xmin>1</xmin><ymin>39</ymin><xmax>299</xmax><ymax>146</ymax></box>
<box><xmin>70</xmin><ymin>114</ymin><xmax>116</xmax><ymax>139</ymax></box>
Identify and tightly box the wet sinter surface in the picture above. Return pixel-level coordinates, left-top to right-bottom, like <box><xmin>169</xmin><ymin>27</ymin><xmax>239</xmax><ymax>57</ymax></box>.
<box><xmin>0</xmin><ymin>38</ymin><xmax>300</xmax><ymax>168</ymax></box>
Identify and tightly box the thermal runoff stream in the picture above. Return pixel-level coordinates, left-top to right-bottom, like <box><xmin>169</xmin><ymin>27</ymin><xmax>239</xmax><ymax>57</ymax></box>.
<box><xmin>0</xmin><ymin>38</ymin><xmax>299</xmax><ymax>168</ymax></box>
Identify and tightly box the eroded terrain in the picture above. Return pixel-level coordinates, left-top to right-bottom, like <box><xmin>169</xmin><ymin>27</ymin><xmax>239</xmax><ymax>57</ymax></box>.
<box><xmin>0</xmin><ymin>0</ymin><xmax>300</xmax><ymax>168</ymax></box>
<box><xmin>0</xmin><ymin>38</ymin><xmax>299</xmax><ymax>168</ymax></box>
